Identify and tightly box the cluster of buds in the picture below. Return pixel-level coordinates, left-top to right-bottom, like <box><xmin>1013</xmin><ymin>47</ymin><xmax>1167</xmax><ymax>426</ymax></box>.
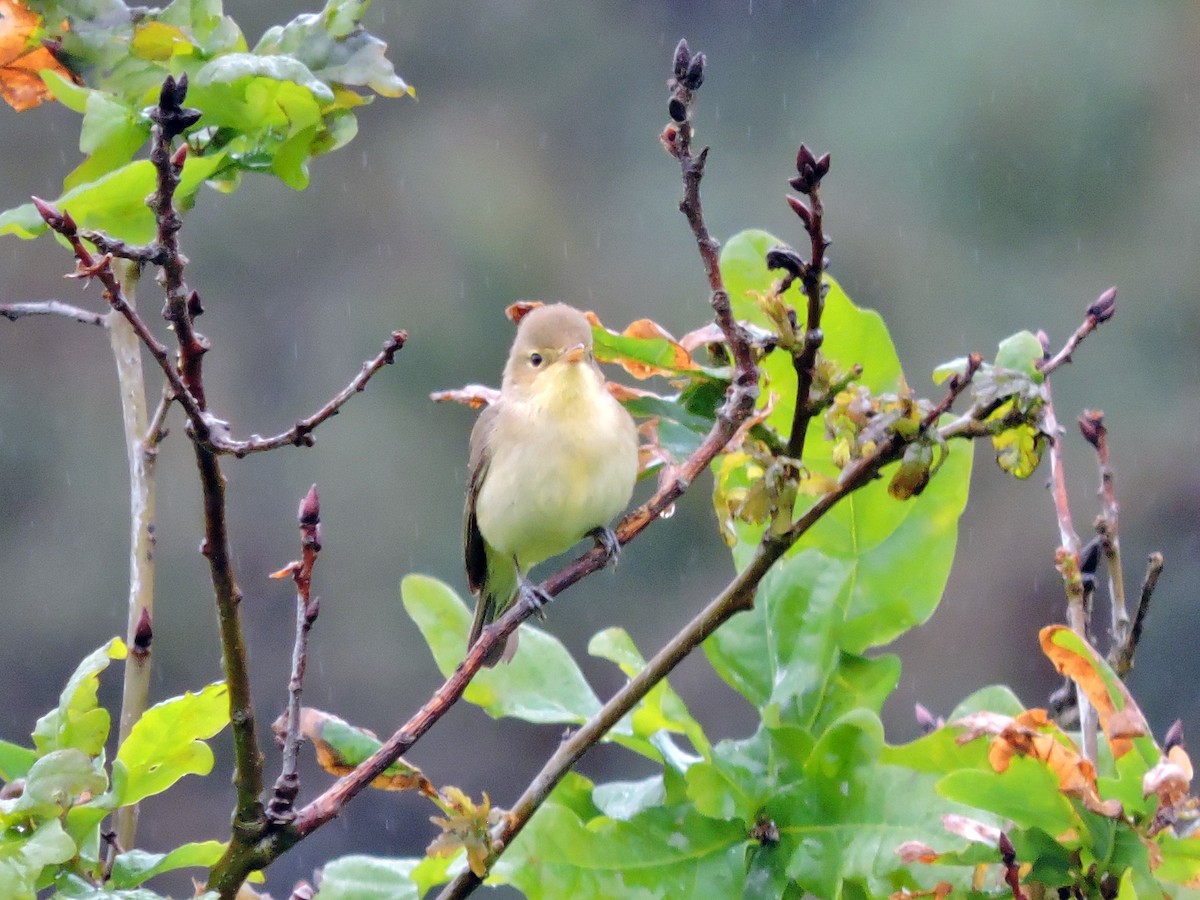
<box><xmin>148</xmin><ymin>73</ymin><xmax>201</xmax><ymax>142</ymax></box>
<box><xmin>667</xmin><ymin>38</ymin><xmax>706</xmax><ymax>124</ymax></box>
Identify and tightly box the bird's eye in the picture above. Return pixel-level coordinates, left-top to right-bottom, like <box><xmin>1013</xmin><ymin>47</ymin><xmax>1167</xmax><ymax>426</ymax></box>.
<box><xmin>529</xmin><ymin>352</ymin><xmax>544</xmax><ymax>367</ymax></box>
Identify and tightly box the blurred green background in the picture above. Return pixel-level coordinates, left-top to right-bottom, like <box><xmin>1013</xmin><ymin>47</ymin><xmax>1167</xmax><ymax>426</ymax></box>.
<box><xmin>2</xmin><ymin>0</ymin><xmax>1198</xmax><ymax>893</ymax></box>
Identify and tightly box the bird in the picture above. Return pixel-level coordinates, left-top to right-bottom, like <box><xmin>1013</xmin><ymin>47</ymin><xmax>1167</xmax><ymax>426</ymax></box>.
<box><xmin>464</xmin><ymin>303</ymin><xmax>639</xmax><ymax>666</ymax></box>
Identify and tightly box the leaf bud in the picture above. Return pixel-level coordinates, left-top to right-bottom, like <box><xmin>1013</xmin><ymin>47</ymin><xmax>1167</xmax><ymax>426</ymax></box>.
<box><xmin>1077</xmin><ymin>409</ymin><xmax>1105</xmax><ymax>449</ymax></box>
<box><xmin>673</xmin><ymin>39</ymin><xmax>691</xmax><ymax>79</ymax></box>
<box><xmin>1087</xmin><ymin>285</ymin><xmax>1117</xmax><ymax>323</ymax></box>
<box><xmin>299</xmin><ymin>483</ymin><xmax>321</xmax><ymax>526</ymax></box>
<box><xmin>765</xmin><ymin>245</ymin><xmax>807</xmax><ymax>279</ymax></box>
<box><xmin>668</xmin><ymin>97</ymin><xmax>688</xmax><ymax>124</ymax></box>
<box><xmin>684</xmin><ymin>52</ymin><xmax>706</xmax><ymax>90</ymax></box>
<box><xmin>786</xmin><ymin>194</ymin><xmax>813</xmax><ymax>227</ymax></box>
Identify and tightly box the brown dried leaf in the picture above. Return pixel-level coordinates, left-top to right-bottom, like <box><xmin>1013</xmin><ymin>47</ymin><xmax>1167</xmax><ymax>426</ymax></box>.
<box><xmin>0</xmin><ymin>0</ymin><xmax>75</xmax><ymax>111</ymax></box>
<box><xmin>505</xmin><ymin>301</ymin><xmax>542</xmax><ymax>323</ymax></box>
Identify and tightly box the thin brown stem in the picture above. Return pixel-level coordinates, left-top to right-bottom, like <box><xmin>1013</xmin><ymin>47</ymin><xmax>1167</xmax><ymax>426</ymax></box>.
<box><xmin>217</xmin><ymin>332</ymin><xmax>408</xmax><ymax>456</ymax></box>
<box><xmin>1042</xmin><ymin>386</ymin><xmax>1098</xmax><ymax>762</ymax></box>
<box><xmin>1080</xmin><ymin>411</ymin><xmax>1128</xmax><ymax>654</ymax></box>
<box><xmin>1038</xmin><ymin>286</ymin><xmax>1116</xmax><ymax>375</ymax></box>
<box><xmin>1114</xmin><ymin>552</ymin><xmax>1164</xmax><ymax>679</ymax></box>
<box><xmin>267</xmin><ymin>486</ymin><xmax>323</xmax><ymax>823</ymax></box>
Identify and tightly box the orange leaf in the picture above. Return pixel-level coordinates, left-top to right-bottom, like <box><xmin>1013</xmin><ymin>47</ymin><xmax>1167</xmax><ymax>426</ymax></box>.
<box><xmin>0</xmin><ymin>0</ymin><xmax>75</xmax><ymax>111</ymax></box>
<box><xmin>1039</xmin><ymin>624</ymin><xmax>1149</xmax><ymax>758</ymax></box>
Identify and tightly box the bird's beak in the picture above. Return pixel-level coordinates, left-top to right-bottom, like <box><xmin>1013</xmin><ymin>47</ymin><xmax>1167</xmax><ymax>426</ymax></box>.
<box><xmin>560</xmin><ymin>342</ymin><xmax>588</xmax><ymax>364</ymax></box>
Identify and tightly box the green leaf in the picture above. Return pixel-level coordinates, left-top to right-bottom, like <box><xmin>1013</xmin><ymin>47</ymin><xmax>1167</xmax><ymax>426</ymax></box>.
<box><xmin>937</xmin><ymin>756</ymin><xmax>1080</xmax><ymax>837</ymax></box>
<box><xmin>0</xmin><ymin>153</ymin><xmax>229</xmax><ymax>243</ymax></box>
<box><xmin>32</xmin><ymin>639</ymin><xmax>126</xmax><ymax>757</ymax></box>
<box><xmin>110</xmin><ymin>681</ymin><xmax>229</xmax><ymax>806</ymax></box>
<box><xmin>591</xmin><ymin>775</ymin><xmax>665</xmax><ymax>821</ymax></box>
<box><xmin>716</xmin><ymin>230</ymin><xmax>973</xmax><ymax>657</ymax></box>
<box><xmin>995</xmin><ymin>329</ymin><xmax>1045</xmax><ymax>382</ymax></box>
<box><xmin>109</xmin><ymin>840</ymin><xmax>227</xmax><ymax>889</ymax></box>
<box><xmin>588</xmin><ymin>627</ymin><xmax>710</xmax><ymax>758</ymax></box>
<box><xmin>9</xmin><ymin>749</ymin><xmax>107</xmax><ymax>818</ymax></box>
<box><xmin>0</xmin><ymin>741</ymin><xmax>37</xmax><ymax>783</ymax></box>
<box><xmin>310</xmin><ymin>854</ymin><xmax>423</xmax><ymax>900</ymax></box>
<box><xmin>401</xmin><ymin>575</ymin><xmax>601</xmax><ymax>724</ymax></box>
<box><xmin>0</xmin><ymin>818</ymin><xmax>76</xmax><ymax>898</ymax></box>
<box><xmin>253</xmin><ymin>1</ymin><xmax>414</xmax><ymax>99</ymax></box>
<box><xmin>497</xmin><ymin>799</ymin><xmax>746</xmax><ymax>899</ymax></box>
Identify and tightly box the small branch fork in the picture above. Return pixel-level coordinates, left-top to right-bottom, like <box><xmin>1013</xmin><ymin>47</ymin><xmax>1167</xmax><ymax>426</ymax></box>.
<box><xmin>267</xmin><ymin>485</ymin><xmax>323</xmax><ymax>823</ymax></box>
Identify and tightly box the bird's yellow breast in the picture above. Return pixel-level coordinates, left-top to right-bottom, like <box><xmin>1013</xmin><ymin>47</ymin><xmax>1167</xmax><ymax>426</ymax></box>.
<box><xmin>475</xmin><ymin>362</ymin><xmax>638</xmax><ymax>570</ymax></box>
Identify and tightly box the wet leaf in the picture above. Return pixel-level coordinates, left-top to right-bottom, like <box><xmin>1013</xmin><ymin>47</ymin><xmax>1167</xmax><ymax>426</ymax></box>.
<box><xmin>288</xmin><ymin>707</ymin><xmax>433</xmax><ymax>794</ymax></box>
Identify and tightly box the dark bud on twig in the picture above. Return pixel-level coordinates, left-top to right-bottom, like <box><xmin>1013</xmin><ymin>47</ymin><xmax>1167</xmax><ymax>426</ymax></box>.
<box><xmin>1079</xmin><ymin>535</ymin><xmax>1102</xmax><ymax>578</ymax></box>
<box><xmin>31</xmin><ymin>196</ymin><xmax>74</xmax><ymax>234</ymax></box>
<box><xmin>132</xmin><ymin>607</ymin><xmax>153</xmax><ymax>656</ymax></box>
<box><xmin>1165</xmin><ymin>719</ymin><xmax>1185</xmax><ymax>752</ymax></box>
<box><xmin>673</xmin><ymin>39</ymin><xmax>691</xmax><ymax>80</ymax></box>
<box><xmin>187</xmin><ymin>289</ymin><xmax>204</xmax><ymax>317</ymax></box>
<box><xmin>299</xmin><ymin>484</ymin><xmax>321</xmax><ymax>527</ymax></box>
<box><xmin>790</xmin><ymin>144</ymin><xmax>831</xmax><ymax>194</ymax></box>
<box><xmin>765</xmin><ymin>245</ymin><xmax>808</xmax><ymax>279</ymax></box>
<box><xmin>149</xmin><ymin>74</ymin><xmax>202</xmax><ymax>142</ymax></box>
<box><xmin>1078</xmin><ymin>410</ymin><xmax>1105</xmax><ymax>449</ymax></box>
<box><xmin>1087</xmin><ymin>286</ymin><xmax>1117</xmax><ymax>323</ymax></box>
<box><xmin>684</xmin><ymin>52</ymin><xmax>705</xmax><ymax>90</ymax></box>
<box><xmin>786</xmin><ymin>194</ymin><xmax>814</xmax><ymax>228</ymax></box>
<box><xmin>998</xmin><ymin>831</ymin><xmax>1016</xmax><ymax>864</ymax></box>
<box><xmin>668</xmin><ymin>97</ymin><xmax>688</xmax><ymax>124</ymax></box>
<box><xmin>171</xmin><ymin>143</ymin><xmax>189</xmax><ymax>172</ymax></box>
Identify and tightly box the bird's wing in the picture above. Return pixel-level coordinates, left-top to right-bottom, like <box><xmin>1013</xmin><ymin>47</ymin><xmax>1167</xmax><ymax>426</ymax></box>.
<box><xmin>464</xmin><ymin>403</ymin><xmax>499</xmax><ymax>594</ymax></box>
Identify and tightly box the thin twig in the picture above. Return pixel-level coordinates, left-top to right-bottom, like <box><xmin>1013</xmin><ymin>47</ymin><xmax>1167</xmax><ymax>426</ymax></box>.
<box><xmin>781</xmin><ymin>145</ymin><xmax>831</xmax><ymax>460</ymax></box>
<box><xmin>1038</xmin><ymin>286</ymin><xmax>1115</xmax><ymax>375</ymax></box>
<box><xmin>1042</xmin><ymin>385</ymin><xmax>1098</xmax><ymax>762</ymax></box>
<box><xmin>267</xmin><ymin>486</ymin><xmax>322</xmax><ymax>823</ymax></box>
<box><xmin>1079</xmin><ymin>411</ymin><xmax>1129</xmax><ymax>654</ymax></box>
<box><xmin>1115</xmin><ymin>552</ymin><xmax>1164</xmax><ymax>678</ymax></box>
<box><xmin>217</xmin><ymin>332</ymin><xmax>408</xmax><ymax>456</ymax></box>
<box><xmin>0</xmin><ymin>299</ymin><xmax>107</xmax><ymax>327</ymax></box>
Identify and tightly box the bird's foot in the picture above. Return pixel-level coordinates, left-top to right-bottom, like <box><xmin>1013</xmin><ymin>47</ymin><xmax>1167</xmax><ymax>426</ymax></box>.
<box><xmin>516</xmin><ymin>573</ymin><xmax>553</xmax><ymax>621</ymax></box>
<box><xmin>588</xmin><ymin>526</ymin><xmax>622</xmax><ymax>567</ymax></box>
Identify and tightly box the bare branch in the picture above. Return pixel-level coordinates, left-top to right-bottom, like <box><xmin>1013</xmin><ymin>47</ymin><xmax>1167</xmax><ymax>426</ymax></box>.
<box><xmin>217</xmin><ymin>332</ymin><xmax>408</xmax><ymax>456</ymax></box>
<box><xmin>267</xmin><ymin>486</ymin><xmax>323</xmax><ymax>823</ymax></box>
<box><xmin>1038</xmin><ymin>286</ymin><xmax>1116</xmax><ymax>375</ymax></box>
<box><xmin>0</xmin><ymin>299</ymin><xmax>107</xmax><ymax>327</ymax></box>
<box><xmin>1114</xmin><ymin>552</ymin><xmax>1164</xmax><ymax>679</ymax></box>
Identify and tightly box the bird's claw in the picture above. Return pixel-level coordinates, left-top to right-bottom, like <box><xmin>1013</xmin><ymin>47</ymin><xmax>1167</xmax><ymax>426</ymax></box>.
<box><xmin>517</xmin><ymin>573</ymin><xmax>552</xmax><ymax>621</ymax></box>
<box><xmin>588</xmin><ymin>526</ymin><xmax>622</xmax><ymax>567</ymax></box>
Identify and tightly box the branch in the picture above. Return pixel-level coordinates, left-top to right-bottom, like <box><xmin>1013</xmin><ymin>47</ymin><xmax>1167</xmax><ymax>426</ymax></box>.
<box><xmin>1038</xmin><ymin>286</ymin><xmax>1116</xmax><ymax>375</ymax></box>
<box><xmin>267</xmin><ymin>486</ymin><xmax>323</xmax><ymax>823</ymax></box>
<box><xmin>214</xmin><ymin>332</ymin><xmax>408</xmax><ymax>456</ymax></box>
<box><xmin>777</xmin><ymin>144</ymin><xmax>831</xmax><ymax>460</ymax></box>
<box><xmin>438</xmin><ymin>351</ymin><xmax>984</xmax><ymax>899</ymax></box>
<box><xmin>1079</xmin><ymin>411</ymin><xmax>1129</xmax><ymax>654</ymax></box>
<box><xmin>1114</xmin><ymin>552</ymin><xmax>1164</xmax><ymax>679</ymax></box>
<box><xmin>0</xmin><ymin>299</ymin><xmax>107</xmax><ymax>327</ymax></box>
